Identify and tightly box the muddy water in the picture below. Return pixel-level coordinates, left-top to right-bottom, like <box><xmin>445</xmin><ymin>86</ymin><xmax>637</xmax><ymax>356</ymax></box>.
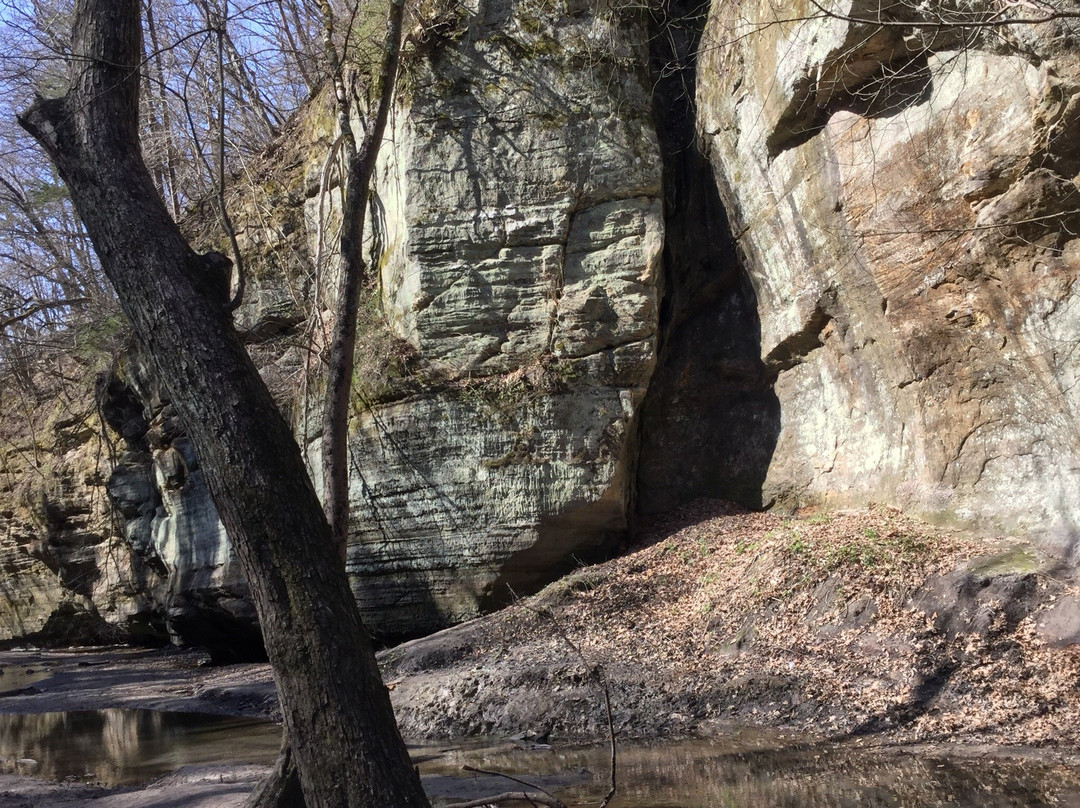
<box><xmin>0</xmin><ymin>709</ymin><xmax>281</xmax><ymax>785</ymax></box>
<box><xmin>1</xmin><ymin>709</ymin><xmax>1079</xmax><ymax>806</ymax></box>
<box><xmin>0</xmin><ymin>665</ymin><xmax>49</xmax><ymax>695</ymax></box>
<box><xmin>419</xmin><ymin>737</ymin><xmax>1080</xmax><ymax>808</ymax></box>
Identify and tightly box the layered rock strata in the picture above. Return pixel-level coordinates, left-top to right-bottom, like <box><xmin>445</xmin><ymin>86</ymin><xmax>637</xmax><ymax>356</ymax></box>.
<box><xmin>0</xmin><ymin>356</ymin><xmax>262</xmax><ymax>658</ymax></box>
<box><xmin>335</xmin><ymin>0</ymin><xmax>663</xmax><ymax>635</ymax></box>
<box><xmin>697</xmin><ymin>0</ymin><xmax>1080</xmax><ymax>550</ymax></box>
<box><xmin>8</xmin><ymin>0</ymin><xmax>1079</xmax><ymax>651</ymax></box>
<box><xmin>2</xmin><ymin>0</ymin><xmax>665</xmax><ymax>646</ymax></box>
<box><xmin>97</xmin><ymin>361</ymin><xmax>262</xmax><ymax>660</ymax></box>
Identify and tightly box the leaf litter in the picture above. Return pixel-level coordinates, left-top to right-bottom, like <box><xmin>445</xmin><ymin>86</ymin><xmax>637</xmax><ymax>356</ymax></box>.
<box><xmin>384</xmin><ymin>500</ymin><xmax>1080</xmax><ymax>752</ymax></box>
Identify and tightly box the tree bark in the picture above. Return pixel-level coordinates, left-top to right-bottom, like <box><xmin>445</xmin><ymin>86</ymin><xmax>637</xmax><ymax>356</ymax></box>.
<box><xmin>319</xmin><ymin>0</ymin><xmax>405</xmax><ymax>562</ymax></box>
<box><xmin>18</xmin><ymin>2</ymin><xmax>430</xmax><ymax>807</ymax></box>
<box><xmin>247</xmin><ymin>738</ymin><xmax>306</xmax><ymax>808</ymax></box>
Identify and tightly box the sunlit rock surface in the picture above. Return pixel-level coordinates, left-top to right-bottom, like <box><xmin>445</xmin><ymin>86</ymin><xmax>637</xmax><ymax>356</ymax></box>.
<box><xmin>1</xmin><ymin>0</ymin><xmax>663</xmax><ymax>646</ymax></box>
<box><xmin>329</xmin><ymin>0</ymin><xmax>663</xmax><ymax>635</ymax></box>
<box><xmin>697</xmin><ymin>0</ymin><xmax>1080</xmax><ymax>549</ymax></box>
<box><xmin>7</xmin><ymin>0</ymin><xmax>1080</xmax><ymax>650</ymax></box>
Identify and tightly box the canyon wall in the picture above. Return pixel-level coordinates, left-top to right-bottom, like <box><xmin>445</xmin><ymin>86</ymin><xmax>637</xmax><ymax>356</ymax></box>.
<box><xmin>327</xmin><ymin>0</ymin><xmax>663</xmax><ymax>635</ymax></box>
<box><xmin>4</xmin><ymin>0</ymin><xmax>1079</xmax><ymax>651</ymax></box>
<box><xmin>696</xmin><ymin>0</ymin><xmax>1080</xmax><ymax>553</ymax></box>
<box><xmin>1</xmin><ymin>0</ymin><xmax>664</xmax><ymax>647</ymax></box>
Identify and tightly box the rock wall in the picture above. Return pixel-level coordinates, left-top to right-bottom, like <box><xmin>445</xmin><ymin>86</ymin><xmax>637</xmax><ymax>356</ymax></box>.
<box><xmin>8</xmin><ymin>0</ymin><xmax>1080</xmax><ymax>651</ymax></box>
<box><xmin>0</xmin><ymin>368</ymin><xmax>150</xmax><ymax>648</ymax></box>
<box><xmin>97</xmin><ymin>360</ymin><xmax>261</xmax><ymax>660</ymax></box>
<box><xmin>332</xmin><ymin>0</ymin><xmax>663</xmax><ymax>636</ymax></box>
<box><xmin>696</xmin><ymin>0</ymin><xmax>1080</xmax><ymax>552</ymax></box>
<box><xmin>0</xmin><ymin>354</ymin><xmax>261</xmax><ymax>659</ymax></box>
<box><xmin>2</xmin><ymin>0</ymin><xmax>664</xmax><ymax>648</ymax></box>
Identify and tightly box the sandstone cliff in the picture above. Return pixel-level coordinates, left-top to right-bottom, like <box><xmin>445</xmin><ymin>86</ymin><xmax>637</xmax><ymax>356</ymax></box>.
<box><xmin>2</xmin><ymin>0</ymin><xmax>1079</xmax><ymax>651</ymax></box>
<box><xmin>3</xmin><ymin>0</ymin><xmax>665</xmax><ymax>648</ymax></box>
<box><xmin>697</xmin><ymin>0</ymin><xmax>1080</xmax><ymax>553</ymax></box>
<box><xmin>333</xmin><ymin>0</ymin><xmax>662</xmax><ymax>635</ymax></box>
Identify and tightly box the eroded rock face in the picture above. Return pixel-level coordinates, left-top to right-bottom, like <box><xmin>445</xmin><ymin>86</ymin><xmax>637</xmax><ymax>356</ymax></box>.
<box><xmin>20</xmin><ymin>0</ymin><xmax>1080</xmax><ymax>651</ymax></box>
<box><xmin>99</xmin><ymin>361</ymin><xmax>261</xmax><ymax>660</ymax></box>
<box><xmin>2</xmin><ymin>0</ymin><xmax>664</xmax><ymax>647</ymax></box>
<box><xmin>0</xmin><ymin>372</ymin><xmax>162</xmax><ymax>647</ymax></box>
<box><xmin>0</xmin><ymin>357</ymin><xmax>259</xmax><ymax>657</ymax></box>
<box><xmin>332</xmin><ymin>0</ymin><xmax>663</xmax><ymax>636</ymax></box>
<box><xmin>697</xmin><ymin>0</ymin><xmax>1080</xmax><ymax>547</ymax></box>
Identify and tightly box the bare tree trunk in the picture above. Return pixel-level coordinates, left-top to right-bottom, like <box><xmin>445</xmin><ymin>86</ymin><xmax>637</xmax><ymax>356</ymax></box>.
<box><xmin>247</xmin><ymin>738</ymin><xmax>307</xmax><ymax>808</ymax></box>
<box><xmin>319</xmin><ymin>0</ymin><xmax>405</xmax><ymax>562</ymax></box>
<box><xmin>251</xmin><ymin>5</ymin><xmax>409</xmax><ymax>800</ymax></box>
<box><xmin>145</xmin><ymin>0</ymin><xmax>183</xmax><ymax>219</ymax></box>
<box><xmin>192</xmin><ymin>0</ymin><xmax>282</xmax><ymax>138</ymax></box>
<box><xmin>18</xmin><ymin>3</ymin><xmax>430</xmax><ymax>807</ymax></box>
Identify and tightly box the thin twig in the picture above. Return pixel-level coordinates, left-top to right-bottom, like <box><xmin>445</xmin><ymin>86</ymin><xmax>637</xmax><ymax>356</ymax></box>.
<box><xmin>529</xmin><ymin>604</ymin><xmax>618</xmax><ymax>808</ymax></box>
<box><xmin>596</xmin><ymin>675</ymin><xmax>616</xmax><ymax>808</ymax></box>
<box><xmin>461</xmin><ymin>765</ymin><xmax>562</xmax><ymax>803</ymax></box>
<box><xmin>443</xmin><ymin>791</ymin><xmax>566</xmax><ymax>808</ymax></box>
<box><xmin>207</xmin><ymin>2</ymin><xmax>245</xmax><ymax>311</ymax></box>
<box><xmin>805</xmin><ymin>0</ymin><xmax>1080</xmax><ymax>28</ymax></box>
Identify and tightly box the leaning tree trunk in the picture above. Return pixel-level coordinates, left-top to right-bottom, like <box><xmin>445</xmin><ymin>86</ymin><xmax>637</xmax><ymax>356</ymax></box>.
<box><xmin>251</xmin><ymin>3</ymin><xmax>409</xmax><ymax>801</ymax></box>
<box><xmin>18</xmin><ymin>3</ymin><xmax>430</xmax><ymax>807</ymax></box>
<box><xmin>319</xmin><ymin>0</ymin><xmax>405</xmax><ymax>562</ymax></box>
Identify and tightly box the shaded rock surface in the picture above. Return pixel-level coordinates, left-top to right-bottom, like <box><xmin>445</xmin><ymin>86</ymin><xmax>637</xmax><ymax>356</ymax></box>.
<box><xmin>96</xmin><ymin>358</ymin><xmax>260</xmax><ymax>661</ymax></box>
<box><xmin>635</xmin><ymin>0</ymin><xmax>778</xmax><ymax>513</ymax></box>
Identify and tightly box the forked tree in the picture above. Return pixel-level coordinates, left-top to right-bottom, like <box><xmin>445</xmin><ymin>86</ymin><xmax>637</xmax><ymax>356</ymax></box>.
<box><xmin>18</xmin><ymin>1</ymin><xmax>431</xmax><ymax>806</ymax></box>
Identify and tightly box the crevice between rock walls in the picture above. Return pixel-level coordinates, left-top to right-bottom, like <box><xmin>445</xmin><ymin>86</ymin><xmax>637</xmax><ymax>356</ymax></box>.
<box><xmin>634</xmin><ymin>0</ymin><xmax>780</xmax><ymax>515</ymax></box>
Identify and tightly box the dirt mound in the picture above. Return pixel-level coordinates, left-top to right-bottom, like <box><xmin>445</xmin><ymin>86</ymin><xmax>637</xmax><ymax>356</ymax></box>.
<box><xmin>383</xmin><ymin>501</ymin><xmax>1080</xmax><ymax>747</ymax></box>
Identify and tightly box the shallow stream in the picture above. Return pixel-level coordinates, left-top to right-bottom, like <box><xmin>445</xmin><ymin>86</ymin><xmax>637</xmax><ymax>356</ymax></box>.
<box><xmin>0</xmin><ymin>709</ymin><xmax>280</xmax><ymax>785</ymax></box>
<box><xmin>0</xmin><ymin>664</ymin><xmax>49</xmax><ymax>696</ymax></box>
<box><xmin>1</xmin><ymin>708</ymin><xmax>1078</xmax><ymax>806</ymax></box>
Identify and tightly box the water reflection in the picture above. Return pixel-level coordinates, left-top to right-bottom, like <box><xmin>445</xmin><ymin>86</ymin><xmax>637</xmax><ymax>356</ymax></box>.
<box><xmin>1</xmin><ymin>711</ymin><xmax>1078</xmax><ymax>806</ymax></box>
<box><xmin>0</xmin><ymin>709</ymin><xmax>281</xmax><ymax>785</ymax></box>
<box><xmin>418</xmin><ymin>738</ymin><xmax>1080</xmax><ymax>808</ymax></box>
<box><xmin>601</xmin><ymin>742</ymin><xmax>1080</xmax><ymax>808</ymax></box>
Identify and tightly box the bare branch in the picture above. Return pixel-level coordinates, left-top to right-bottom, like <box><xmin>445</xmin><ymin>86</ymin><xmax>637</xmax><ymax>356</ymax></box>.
<box><xmin>460</xmin><ymin>765</ymin><xmax>564</xmax><ymax>804</ymax></box>
<box><xmin>0</xmin><ymin>297</ymin><xmax>90</xmax><ymax>330</ymax></box>
<box><xmin>444</xmin><ymin>791</ymin><xmax>568</xmax><ymax>808</ymax></box>
<box><xmin>803</xmin><ymin>0</ymin><xmax>1080</xmax><ymax>28</ymax></box>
